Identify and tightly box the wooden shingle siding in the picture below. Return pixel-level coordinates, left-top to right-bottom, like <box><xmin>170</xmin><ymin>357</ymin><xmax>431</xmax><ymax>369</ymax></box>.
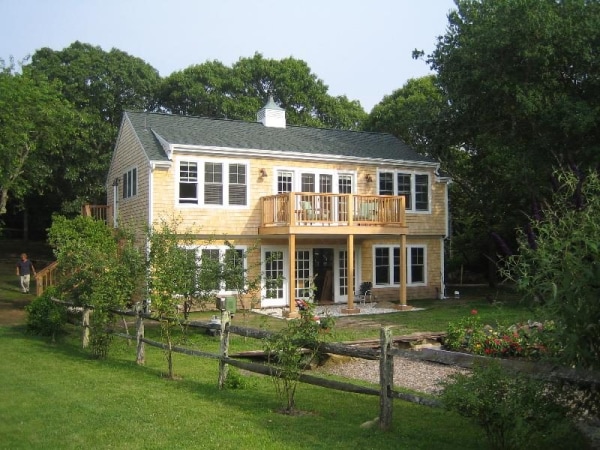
<box><xmin>105</xmin><ymin>109</ymin><xmax>450</xmax><ymax>303</ymax></box>
<box><xmin>106</xmin><ymin>118</ymin><xmax>151</xmax><ymax>231</ymax></box>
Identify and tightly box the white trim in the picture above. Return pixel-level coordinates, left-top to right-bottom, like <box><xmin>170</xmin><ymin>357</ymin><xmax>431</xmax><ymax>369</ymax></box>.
<box><xmin>273</xmin><ymin>167</ymin><xmax>358</xmax><ymax>194</ymax></box>
<box><xmin>372</xmin><ymin>243</ymin><xmax>428</xmax><ymax>287</ymax></box>
<box><xmin>407</xmin><ymin>244</ymin><xmax>428</xmax><ymax>286</ymax></box>
<box><xmin>439</xmin><ymin>237</ymin><xmax>446</xmax><ymax>299</ymax></box>
<box><xmin>174</xmin><ymin>157</ymin><xmax>250</xmax><ymax>209</ymax></box>
<box><xmin>182</xmin><ymin>244</ymin><xmax>248</xmax><ymax>296</ymax></box>
<box><xmin>152</xmin><ymin>131</ymin><xmax>174</xmax><ymax>160</ymax></box>
<box><xmin>261</xmin><ymin>245</ymin><xmax>288</xmax><ymax>308</ymax></box>
<box><xmin>170</xmin><ymin>144</ymin><xmax>439</xmax><ymax>168</ymax></box>
<box><xmin>376</xmin><ymin>169</ymin><xmax>432</xmax><ymax>213</ymax></box>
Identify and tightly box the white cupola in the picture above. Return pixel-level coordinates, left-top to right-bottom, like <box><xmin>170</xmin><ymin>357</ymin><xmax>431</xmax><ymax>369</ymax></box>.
<box><xmin>257</xmin><ymin>95</ymin><xmax>286</xmax><ymax>128</ymax></box>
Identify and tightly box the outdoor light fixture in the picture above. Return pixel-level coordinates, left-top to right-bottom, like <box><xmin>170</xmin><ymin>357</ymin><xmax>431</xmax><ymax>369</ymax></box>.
<box><xmin>259</xmin><ymin>168</ymin><xmax>268</xmax><ymax>178</ymax></box>
<box><xmin>365</xmin><ymin>174</ymin><xmax>373</xmax><ymax>182</ymax></box>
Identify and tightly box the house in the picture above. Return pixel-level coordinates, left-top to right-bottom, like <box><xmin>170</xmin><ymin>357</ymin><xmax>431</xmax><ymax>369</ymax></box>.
<box><xmin>104</xmin><ymin>97</ymin><xmax>450</xmax><ymax>315</ymax></box>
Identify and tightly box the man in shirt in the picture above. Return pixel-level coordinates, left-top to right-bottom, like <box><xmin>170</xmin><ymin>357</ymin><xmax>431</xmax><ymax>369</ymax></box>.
<box><xmin>16</xmin><ymin>253</ymin><xmax>36</xmax><ymax>294</ymax></box>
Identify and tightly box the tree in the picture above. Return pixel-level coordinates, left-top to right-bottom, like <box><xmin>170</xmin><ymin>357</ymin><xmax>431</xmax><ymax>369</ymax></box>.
<box><xmin>24</xmin><ymin>41</ymin><xmax>161</xmax><ymax>212</ymax></box>
<box><xmin>146</xmin><ymin>219</ymin><xmax>201</xmax><ymax>379</ymax></box>
<box><xmin>0</xmin><ymin>60</ymin><xmax>79</xmax><ymax>218</ymax></box>
<box><xmin>158</xmin><ymin>53</ymin><xmax>367</xmax><ymax>129</ymax></box>
<box><xmin>47</xmin><ymin>215</ymin><xmax>144</xmax><ymax>358</ymax></box>
<box><xmin>420</xmin><ymin>0</ymin><xmax>600</xmax><ymax>282</ymax></box>
<box><xmin>503</xmin><ymin>168</ymin><xmax>600</xmax><ymax>372</ymax></box>
<box><xmin>366</xmin><ymin>76</ymin><xmax>447</xmax><ymax>156</ymax></box>
<box><xmin>429</xmin><ymin>0</ymin><xmax>600</xmax><ymax>174</ymax></box>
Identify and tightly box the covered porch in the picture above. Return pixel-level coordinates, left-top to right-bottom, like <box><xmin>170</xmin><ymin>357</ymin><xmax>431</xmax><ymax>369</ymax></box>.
<box><xmin>259</xmin><ymin>193</ymin><xmax>409</xmax><ymax>317</ymax></box>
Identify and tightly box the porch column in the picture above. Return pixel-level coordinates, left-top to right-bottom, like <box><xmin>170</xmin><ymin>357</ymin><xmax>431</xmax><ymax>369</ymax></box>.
<box><xmin>285</xmin><ymin>234</ymin><xmax>299</xmax><ymax>318</ymax></box>
<box><xmin>398</xmin><ymin>233</ymin><xmax>409</xmax><ymax>310</ymax></box>
<box><xmin>342</xmin><ymin>234</ymin><xmax>360</xmax><ymax>314</ymax></box>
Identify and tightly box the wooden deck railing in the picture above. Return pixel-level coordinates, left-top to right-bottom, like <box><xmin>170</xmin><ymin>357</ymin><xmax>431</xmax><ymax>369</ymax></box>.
<box><xmin>81</xmin><ymin>205</ymin><xmax>111</xmax><ymax>223</ymax></box>
<box><xmin>35</xmin><ymin>261</ymin><xmax>59</xmax><ymax>297</ymax></box>
<box><xmin>261</xmin><ymin>193</ymin><xmax>406</xmax><ymax>227</ymax></box>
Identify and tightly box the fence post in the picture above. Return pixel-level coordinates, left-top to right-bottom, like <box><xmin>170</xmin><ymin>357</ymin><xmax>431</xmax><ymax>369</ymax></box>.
<box><xmin>136</xmin><ymin>304</ymin><xmax>145</xmax><ymax>365</ymax></box>
<box><xmin>82</xmin><ymin>308</ymin><xmax>91</xmax><ymax>348</ymax></box>
<box><xmin>379</xmin><ymin>326</ymin><xmax>394</xmax><ymax>430</ymax></box>
<box><xmin>218</xmin><ymin>310</ymin><xmax>231</xmax><ymax>389</ymax></box>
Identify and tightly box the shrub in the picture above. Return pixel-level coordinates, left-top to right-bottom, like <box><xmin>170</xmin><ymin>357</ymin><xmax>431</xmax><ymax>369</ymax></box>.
<box><xmin>444</xmin><ymin>312</ymin><xmax>558</xmax><ymax>360</ymax></box>
<box><xmin>264</xmin><ymin>299</ymin><xmax>323</xmax><ymax>413</ymax></box>
<box><xmin>440</xmin><ymin>362</ymin><xmax>588</xmax><ymax>450</ymax></box>
<box><xmin>223</xmin><ymin>367</ymin><xmax>254</xmax><ymax>390</ymax></box>
<box><xmin>25</xmin><ymin>288</ymin><xmax>67</xmax><ymax>341</ymax></box>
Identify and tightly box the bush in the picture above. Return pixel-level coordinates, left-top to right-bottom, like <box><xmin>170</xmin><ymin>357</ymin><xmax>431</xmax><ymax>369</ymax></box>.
<box><xmin>223</xmin><ymin>367</ymin><xmax>254</xmax><ymax>390</ymax></box>
<box><xmin>25</xmin><ymin>288</ymin><xmax>67</xmax><ymax>340</ymax></box>
<box><xmin>440</xmin><ymin>362</ymin><xmax>588</xmax><ymax>450</ymax></box>
<box><xmin>444</xmin><ymin>311</ymin><xmax>558</xmax><ymax>360</ymax></box>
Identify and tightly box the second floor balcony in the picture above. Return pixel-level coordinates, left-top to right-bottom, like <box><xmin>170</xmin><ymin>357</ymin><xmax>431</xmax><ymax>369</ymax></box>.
<box><xmin>260</xmin><ymin>193</ymin><xmax>408</xmax><ymax>236</ymax></box>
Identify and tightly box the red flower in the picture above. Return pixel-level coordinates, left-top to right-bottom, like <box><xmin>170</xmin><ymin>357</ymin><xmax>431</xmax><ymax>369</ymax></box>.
<box><xmin>471</xmin><ymin>309</ymin><xmax>478</xmax><ymax>315</ymax></box>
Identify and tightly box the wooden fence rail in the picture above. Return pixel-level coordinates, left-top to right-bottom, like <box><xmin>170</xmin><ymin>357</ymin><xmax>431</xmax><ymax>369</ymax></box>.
<box><xmin>51</xmin><ymin>299</ymin><xmax>600</xmax><ymax>430</ymax></box>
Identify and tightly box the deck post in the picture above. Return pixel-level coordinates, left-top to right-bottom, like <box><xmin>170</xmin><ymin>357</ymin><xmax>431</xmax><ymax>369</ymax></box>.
<box><xmin>285</xmin><ymin>234</ymin><xmax>299</xmax><ymax>318</ymax></box>
<box><xmin>342</xmin><ymin>234</ymin><xmax>360</xmax><ymax>314</ymax></box>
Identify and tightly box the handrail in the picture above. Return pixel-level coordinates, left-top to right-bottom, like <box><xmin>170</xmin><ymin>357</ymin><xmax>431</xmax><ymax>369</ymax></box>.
<box><xmin>261</xmin><ymin>193</ymin><xmax>405</xmax><ymax>227</ymax></box>
<box><xmin>81</xmin><ymin>205</ymin><xmax>111</xmax><ymax>223</ymax></box>
<box><xmin>35</xmin><ymin>261</ymin><xmax>59</xmax><ymax>297</ymax></box>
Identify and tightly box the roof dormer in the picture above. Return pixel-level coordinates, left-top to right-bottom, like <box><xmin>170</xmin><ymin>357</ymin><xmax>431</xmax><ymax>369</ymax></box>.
<box><xmin>257</xmin><ymin>95</ymin><xmax>286</xmax><ymax>128</ymax></box>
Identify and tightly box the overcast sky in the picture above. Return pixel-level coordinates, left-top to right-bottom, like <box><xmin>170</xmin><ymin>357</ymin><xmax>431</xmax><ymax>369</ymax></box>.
<box><xmin>0</xmin><ymin>0</ymin><xmax>456</xmax><ymax>112</ymax></box>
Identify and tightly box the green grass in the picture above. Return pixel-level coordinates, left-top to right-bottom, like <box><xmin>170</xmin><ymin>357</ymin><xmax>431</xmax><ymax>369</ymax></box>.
<box><xmin>0</xmin><ymin>240</ymin><xmax>535</xmax><ymax>449</ymax></box>
<box><xmin>0</xmin><ymin>325</ymin><xmax>488</xmax><ymax>450</ymax></box>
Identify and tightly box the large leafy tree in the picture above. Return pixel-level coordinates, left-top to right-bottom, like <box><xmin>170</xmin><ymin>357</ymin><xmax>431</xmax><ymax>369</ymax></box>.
<box><xmin>0</xmin><ymin>60</ymin><xmax>79</xmax><ymax>218</ymax></box>
<box><xmin>24</xmin><ymin>41</ymin><xmax>161</xmax><ymax>211</ymax></box>
<box><xmin>504</xmin><ymin>168</ymin><xmax>600</xmax><ymax>372</ymax></box>
<box><xmin>431</xmin><ymin>0</ymin><xmax>600</xmax><ymax>165</ymax></box>
<box><xmin>159</xmin><ymin>53</ymin><xmax>367</xmax><ymax>130</ymax></box>
<box><xmin>366</xmin><ymin>76</ymin><xmax>447</xmax><ymax>156</ymax></box>
<box><xmin>418</xmin><ymin>0</ymin><xmax>600</xmax><ymax>282</ymax></box>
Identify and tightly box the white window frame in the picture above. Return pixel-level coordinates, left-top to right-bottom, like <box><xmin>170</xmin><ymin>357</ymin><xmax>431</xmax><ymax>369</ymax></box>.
<box><xmin>372</xmin><ymin>244</ymin><xmax>427</xmax><ymax>287</ymax></box>
<box><xmin>185</xmin><ymin>245</ymin><xmax>248</xmax><ymax>295</ymax></box>
<box><xmin>122</xmin><ymin>167</ymin><xmax>138</xmax><ymax>199</ymax></box>
<box><xmin>261</xmin><ymin>246</ymin><xmax>288</xmax><ymax>308</ymax></box>
<box><xmin>377</xmin><ymin>170</ymin><xmax>430</xmax><ymax>213</ymax></box>
<box><xmin>274</xmin><ymin>168</ymin><xmax>356</xmax><ymax>194</ymax></box>
<box><xmin>177</xmin><ymin>159</ymin><xmax>249</xmax><ymax>208</ymax></box>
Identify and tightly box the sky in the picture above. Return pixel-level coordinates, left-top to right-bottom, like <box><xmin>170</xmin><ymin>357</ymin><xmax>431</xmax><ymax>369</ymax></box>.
<box><xmin>0</xmin><ymin>0</ymin><xmax>456</xmax><ymax>112</ymax></box>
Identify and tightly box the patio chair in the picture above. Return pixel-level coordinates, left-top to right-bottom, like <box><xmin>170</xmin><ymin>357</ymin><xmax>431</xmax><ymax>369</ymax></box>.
<box><xmin>355</xmin><ymin>202</ymin><xmax>377</xmax><ymax>221</ymax></box>
<box><xmin>301</xmin><ymin>201</ymin><xmax>317</xmax><ymax>220</ymax></box>
<box><xmin>355</xmin><ymin>288</ymin><xmax>375</xmax><ymax>306</ymax></box>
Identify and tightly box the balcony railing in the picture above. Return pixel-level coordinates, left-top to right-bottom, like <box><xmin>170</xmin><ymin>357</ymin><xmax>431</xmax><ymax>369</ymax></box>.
<box><xmin>81</xmin><ymin>204</ymin><xmax>111</xmax><ymax>223</ymax></box>
<box><xmin>261</xmin><ymin>193</ymin><xmax>406</xmax><ymax>228</ymax></box>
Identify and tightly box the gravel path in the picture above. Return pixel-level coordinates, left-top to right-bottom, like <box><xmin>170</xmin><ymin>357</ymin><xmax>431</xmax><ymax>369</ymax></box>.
<box><xmin>321</xmin><ymin>356</ymin><xmax>470</xmax><ymax>394</ymax></box>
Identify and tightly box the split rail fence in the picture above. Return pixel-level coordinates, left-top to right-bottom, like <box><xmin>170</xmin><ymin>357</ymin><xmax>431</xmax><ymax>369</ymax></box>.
<box><xmin>53</xmin><ymin>300</ymin><xmax>600</xmax><ymax>431</ymax></box>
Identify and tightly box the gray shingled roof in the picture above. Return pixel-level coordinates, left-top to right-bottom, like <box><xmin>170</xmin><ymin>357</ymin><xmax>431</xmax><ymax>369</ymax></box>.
<box><xmin>124</xmin><ymin>110</ymin><xmax>435</xmax><ymax>164</ymax></box>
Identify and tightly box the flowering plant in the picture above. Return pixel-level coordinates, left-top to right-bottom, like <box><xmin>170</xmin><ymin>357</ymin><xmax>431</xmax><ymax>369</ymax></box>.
<box><xmin>444</xmin><ymin>312</ymin><xmax>558</xmax><ymax>359</ymax></box>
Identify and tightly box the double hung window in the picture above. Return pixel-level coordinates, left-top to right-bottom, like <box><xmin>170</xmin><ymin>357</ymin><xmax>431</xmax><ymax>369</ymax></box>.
<box><xmin>197</xmin><ymin>247</ymin><xmax>246</xmax><ymax>293</ymax></box>
<box><xmin>378</xmin><ymin>171</ymin><xmax>430</xmax><ymax>212</ymax></box>
<box><xmin>122</xmin><ymin>167</ymin><xmax>137</xmax><ymax>199</ymax></box>
<box><xmin>179</xmin><ymin>160</ymin><xmax>247</xmax><ymax>206</ymax></box>
<box><xmin>374</xmin><ymin>245</ymin><xmax>426</xmax><ymax>286</ymax></box>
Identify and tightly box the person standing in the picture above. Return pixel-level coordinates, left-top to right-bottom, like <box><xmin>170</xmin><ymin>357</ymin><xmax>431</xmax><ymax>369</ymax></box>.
<box><xmin>16</xmin><ymin>253</ymin><xmax>36</xmax><ymax>294</ymax></box>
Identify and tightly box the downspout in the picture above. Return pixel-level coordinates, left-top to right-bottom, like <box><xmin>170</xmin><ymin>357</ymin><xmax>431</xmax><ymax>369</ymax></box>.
<box><xmin>112</xmin><ymin>178</ymin><xmax>119</xmax><ymax>228</ymax></box>
<box><xmin>148</xmin><ymin>164</ymin><xmax>154</xmax><ymax>229</ymax></box>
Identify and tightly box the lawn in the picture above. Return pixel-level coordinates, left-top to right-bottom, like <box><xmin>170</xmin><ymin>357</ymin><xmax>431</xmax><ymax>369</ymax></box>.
<box><xmin>1</xmin><ymin>240</ymin><xmax>537</xmax><ymax>449</ymax></box>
